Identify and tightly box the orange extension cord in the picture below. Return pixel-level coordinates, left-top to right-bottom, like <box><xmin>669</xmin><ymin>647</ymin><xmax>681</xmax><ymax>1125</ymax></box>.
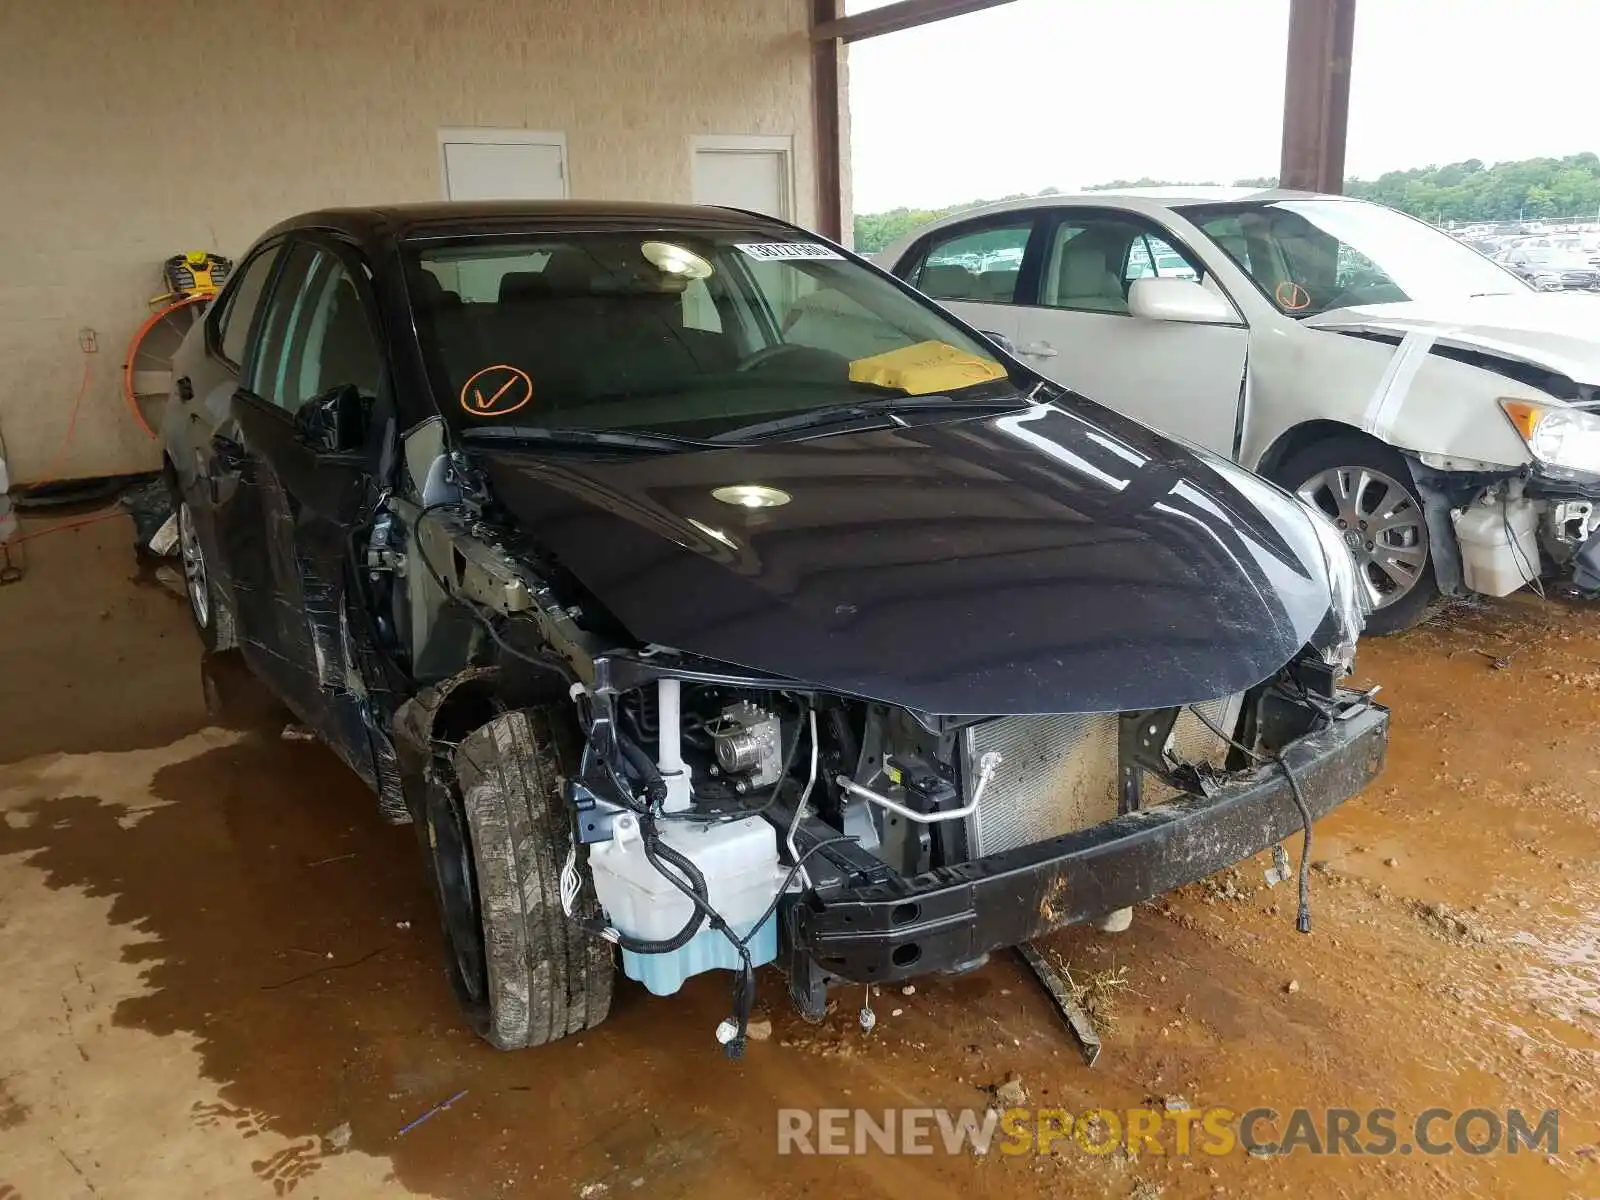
<box><xmin>27</xmin><ymin>351</ymin><xmax>93</xmax><ymax>487</ymax></box>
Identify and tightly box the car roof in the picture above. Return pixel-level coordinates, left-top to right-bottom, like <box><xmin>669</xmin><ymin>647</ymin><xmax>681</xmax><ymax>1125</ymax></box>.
<box><xmin>940</xmin><ymin>185</ymin><xmax>1327</xmax><ymax>218</ymax></box>
<box><xmin>262</xmin><ymin>201</ymin><xmax>802</xmax><ymax>253</ymax></box>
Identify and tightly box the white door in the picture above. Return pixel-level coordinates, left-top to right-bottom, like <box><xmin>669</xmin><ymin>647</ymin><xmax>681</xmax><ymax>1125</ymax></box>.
<box><xmin>1011</xmin><ymin>212</ymin><xmax>1248</xmax><ymax>457</ymax></box>
<box><xmin>898</xmin><ymin>216</ymin><xmax>1034</xmax><ymax>355</ymax></box>
<box><xmin>691</xmin><ymin>138</ymin><xmax>791</xmax><ymax>219</ymax></box>
<box><xmin>439</xmin><ymin>129</ymin><xmax>567</xmax><ymax>201</ymax></box>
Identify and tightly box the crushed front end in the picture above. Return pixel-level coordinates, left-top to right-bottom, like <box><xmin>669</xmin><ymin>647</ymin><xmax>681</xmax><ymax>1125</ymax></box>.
<box><xmin>786</xmin><ymin>669</ymin><xmax>1384</xmax><ymax>1009</ymax></box>
<box><xmin>562</xmin><ymin>642</ymin><xmax>1386</xmax><ymax>1033</ymax></box>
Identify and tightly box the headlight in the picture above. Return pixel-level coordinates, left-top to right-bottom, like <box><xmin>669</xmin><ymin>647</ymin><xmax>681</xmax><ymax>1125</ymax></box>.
<box><xmin>1500</xmin><ymin>398</ymin><xmax>1600</xmax><ymax>480</ymax></box>
<box><xmin>1302</xmin><ymin>502</ymin><xmax>1368</xmax><ymax>671</ymax></box>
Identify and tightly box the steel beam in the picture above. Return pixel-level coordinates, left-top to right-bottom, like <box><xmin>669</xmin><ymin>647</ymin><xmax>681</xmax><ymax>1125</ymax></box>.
<box><xmin>1279</xmin><ymin>0</ymin><xmax>1357</xmax><ymax>193</ymax></box>
<box><xmin>811</xmin><ymin>0</ymin><xmax>1016</xmax><ymax>43</ymax></box>
<box><xmin>811</xmin><ymin>0</ymin><xmax>845</xmax><ymax>240</ymax></box>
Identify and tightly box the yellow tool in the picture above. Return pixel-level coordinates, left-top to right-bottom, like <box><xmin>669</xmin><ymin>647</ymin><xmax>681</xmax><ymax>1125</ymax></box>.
<box><xmin>152</xmin><ymin>250</ymin><xmax>233</xmax><ymax>304</ymax></box>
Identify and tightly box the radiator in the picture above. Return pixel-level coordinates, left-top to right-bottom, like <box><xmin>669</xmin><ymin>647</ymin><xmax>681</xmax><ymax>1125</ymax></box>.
<box><xmin>961</xmin><ymin>696</ymin><xmax>1243</xmax><ymax>857</ymax></box>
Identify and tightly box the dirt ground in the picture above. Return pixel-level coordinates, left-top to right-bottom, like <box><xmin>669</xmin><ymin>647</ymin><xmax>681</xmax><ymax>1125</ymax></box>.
<box><xmin>1</xmin><ymin>512</ymin><xmax>1596</xmax><ymax>1200</ymax></box>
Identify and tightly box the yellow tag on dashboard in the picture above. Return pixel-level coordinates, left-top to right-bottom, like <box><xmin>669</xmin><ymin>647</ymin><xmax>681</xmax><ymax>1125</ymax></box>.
<box><xmin>848</xmin><ymin>341</ymin><xmax>1007</xmax><ymax>396</ymax></box>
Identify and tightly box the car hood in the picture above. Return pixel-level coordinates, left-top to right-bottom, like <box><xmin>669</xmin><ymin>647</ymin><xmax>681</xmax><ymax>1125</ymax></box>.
<box><xmin>477</xmin><ymin>402</ymin><xmax>1335</xmax><ymax>715</ymax></box>
<box><xmin>1304</xmin><ymin>292</ymin><xmax>1600</xmax><ymax>388</ymax></box>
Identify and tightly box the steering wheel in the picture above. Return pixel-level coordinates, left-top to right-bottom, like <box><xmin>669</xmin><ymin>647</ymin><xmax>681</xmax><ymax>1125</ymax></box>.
<box><xmin>735</xmin><ymin>343</ymin><xmax>811</xmax><ymax>372</ymax></box>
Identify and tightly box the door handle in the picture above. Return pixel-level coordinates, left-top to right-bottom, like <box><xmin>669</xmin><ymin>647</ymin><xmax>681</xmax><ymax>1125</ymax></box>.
<box><xmin>1018</xmin><ymin>341</ymin><xmax>1058</xmax><ymax>359</ymax></box>
<box><xmin>210</xmin><ymin>433</ymin><xmax>246</xmax><ymax>472</ymax></box>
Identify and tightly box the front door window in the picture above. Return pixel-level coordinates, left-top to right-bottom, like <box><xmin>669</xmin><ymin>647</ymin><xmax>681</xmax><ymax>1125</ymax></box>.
<box><xmin>913</xmin><ymin>222</ymin><xmax>1032</xmax><ymax>305</ymax></box>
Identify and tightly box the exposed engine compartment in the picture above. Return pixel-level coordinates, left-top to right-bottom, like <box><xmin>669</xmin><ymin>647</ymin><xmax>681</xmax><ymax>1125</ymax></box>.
<box><xmin>560</xmin><ymin>653</ymin><xmax>1348</xmax><ymax>1042</ymax></box>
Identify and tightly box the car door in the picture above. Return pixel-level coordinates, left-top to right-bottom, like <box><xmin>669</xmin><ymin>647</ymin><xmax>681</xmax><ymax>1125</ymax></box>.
<box><xmin>1008</xmin><ymin>209</ymin><xmax>1250</xmax><ymax>457</ymax></box>
<box><xmin>219</xmin><ymin>236</ymin><xmax>388</xmax><ymax>783</ymax></box>
<box><xmin>896</xmin><ymin>213</ymin><xmax>1043</xmax><ymax>354</ymax></box>
<box><xmin>174</xmin><ymin>239</ymin><xmax>286</xmax><ymax>598</ymax></box>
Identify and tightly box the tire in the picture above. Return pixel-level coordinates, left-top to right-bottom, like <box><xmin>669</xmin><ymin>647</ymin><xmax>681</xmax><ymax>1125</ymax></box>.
<box><xmin>425</xmin><ymin>706</ymin><xmax>613</xmax><ymax>1050</ymax></box>
<box><xmin>173</xmin><ymin>493</ymin><xmax>237</xmax><ymax>652</ymax></box>
<box><xmin>1271</xmin><ymin>433</ymin><xmax>1439</xmax><ymax>636</ymax></box>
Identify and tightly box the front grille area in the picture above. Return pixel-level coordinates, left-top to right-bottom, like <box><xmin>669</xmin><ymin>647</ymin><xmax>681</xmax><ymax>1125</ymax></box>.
<box><xmin>962</xmin><ymin>696</ymin><xmax>1243</xmax><ymax>856</ymax></box>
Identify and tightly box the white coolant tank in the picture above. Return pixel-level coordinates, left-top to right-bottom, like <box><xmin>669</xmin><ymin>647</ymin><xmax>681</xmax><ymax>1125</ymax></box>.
<box><xmin>588</xmin><ymin>813</ymin><xmax>785</xmax><ymax>996</ymax></box>
<box><xmin>1453</xmin><ymin>497</ymin><xmax>1538</xmax><ymax>596</ymax></box>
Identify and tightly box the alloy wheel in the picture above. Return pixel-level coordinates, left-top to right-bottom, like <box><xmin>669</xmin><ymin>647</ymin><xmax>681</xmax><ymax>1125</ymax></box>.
<box><xmin>426</xmin><ymin>782</ymin><xmax>487</xmax><ymax>1004</ymax></box>
<box><xmin>1296</xmin><ymin>465</ymin><xmax>1430</xmax><ymax>610</ymax></box>
<box><xmin>177</xmin><ymin>502</ymin><xmax>211</xmax><ymax>628</ymax></box>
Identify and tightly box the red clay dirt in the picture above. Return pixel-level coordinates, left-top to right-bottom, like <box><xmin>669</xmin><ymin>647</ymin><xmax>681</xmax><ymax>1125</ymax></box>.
<box><xmin>0</xmin><ymin>513</ymin><xmax>1596</xmax><ymax>1198</ymax></box>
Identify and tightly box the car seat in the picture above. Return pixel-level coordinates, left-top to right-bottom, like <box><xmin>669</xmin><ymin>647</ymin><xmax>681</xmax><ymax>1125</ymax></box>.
<box><xmin>1050</xmin><ymin>231</ymin><xmax>1130</xmax><ymax>313</ymax></box>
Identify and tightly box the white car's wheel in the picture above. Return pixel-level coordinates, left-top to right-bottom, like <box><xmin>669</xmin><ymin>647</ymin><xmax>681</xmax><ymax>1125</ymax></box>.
<box><xmin>1274</xmin><ymin>435</ymin><xmax>1439</xmax><ymax>636</ymax></box>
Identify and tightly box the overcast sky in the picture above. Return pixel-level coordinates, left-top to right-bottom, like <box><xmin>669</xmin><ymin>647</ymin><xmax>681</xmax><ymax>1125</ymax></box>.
<box><xmin>847</xmin><ymin>0</ymin><xmax>1600</xmax><ymax>213</ymax></box>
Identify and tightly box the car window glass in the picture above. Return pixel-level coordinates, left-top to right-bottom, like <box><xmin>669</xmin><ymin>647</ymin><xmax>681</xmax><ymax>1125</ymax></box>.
<box><xmin>1124</xmin><ymin>235</ymin><xmax>1155</xmax><ymax>279</ymax></box>
<box><xmin>1334</xmin><ymin>243</ymin><xmax>1391</xmax><ymax>291</ymax></box>
<box><xmin>913</xmin><ymin>223</ymin><xmax>1030</xmax><ymax>304</ymax></box>
<box><xmin>425</xmin><ymin>252</ymin><xmax>550</xmax><ymax>304</ymax></box>
<box><xmin>1185</xmin><ymin>199</ymin><xmax>1522</xmax><ymax>315</ymax></box>
<box><xmin>408</xmin><ymin>232</ymin><xmax>1009</xmax><ymax>440</ymax></box>
<box><xmin>252</xmin><ymin>247</ymin><xmax>381</xmax><ymax>411</ymax></box>
<box><xmin>1129</xmin><ymin>234</ymin><xmax>1199</xmax><ymax>281</ymax></box>
<box><xmin>215</xmin><ymin>246</ymin><xmax>282</xmax><ymax>366</ymax></box>
<box><xmin>285</xmin><ymin>255</ymin><xmax>382</xmax><ymax>409</ymax></box>
<box><xmin>1040</xmin><ymin>217</ymin><xmax>1137</xmax><ymax>313</ymax></box>
<box><xmin>1195</xmin><ymin>213</ymin><xmax>1255</xmax><ymax>276</ymax></box>
<box><xmin>681</xmin><ymin>276</ymin><xmax>722</xmax><ymax>332</ymax></box>
<box><xmin>247</xmin><ymin>244</ymin><xmax>318</xmax><ymax>404</ymax></box>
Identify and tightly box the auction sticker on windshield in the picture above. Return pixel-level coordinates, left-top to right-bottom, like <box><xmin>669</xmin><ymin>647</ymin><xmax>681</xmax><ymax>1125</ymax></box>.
<box><xmin>460</xmin><ymin>364</ymin><xmax>534</xmax><ymax>418</ymax></box>
<box><xmin>735</xmin><ymin>242</ymin><xmax>844</xmax><ymax>262</ymax></box>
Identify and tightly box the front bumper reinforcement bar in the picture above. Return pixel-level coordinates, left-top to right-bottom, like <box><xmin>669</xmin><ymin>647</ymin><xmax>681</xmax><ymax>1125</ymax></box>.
<box><xmin>795</xmin><ymin>703</ymin><xmax>1387</xmax><ymax>985</ymax></box>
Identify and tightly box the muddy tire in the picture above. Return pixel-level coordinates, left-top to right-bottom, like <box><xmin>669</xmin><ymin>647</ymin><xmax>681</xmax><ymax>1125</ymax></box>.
<box><xmin>426</xmin><ymin>706</ymin><xmax>613</xmax><ymax>1050</ymax></box>
<box><xmin>1272</xmin><ymin>434</ymin><xmax>1439</xmax><ymax>637</ymax></box>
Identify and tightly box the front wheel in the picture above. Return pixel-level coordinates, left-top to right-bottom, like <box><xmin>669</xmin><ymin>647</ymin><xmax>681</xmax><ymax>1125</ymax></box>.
<box><xmin>424</xmin><ymin>706</ymin><xmax>613</xmax><ymax>1050</ymax></box>
<box><xmin>1272</xmin><ymin>434</ymin><xmax>1439</xmax><ymax>636</ymax></box>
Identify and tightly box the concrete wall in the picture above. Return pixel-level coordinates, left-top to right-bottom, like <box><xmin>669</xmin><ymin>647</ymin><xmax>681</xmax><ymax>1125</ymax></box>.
<box><xmin>0</xmin><ymin>0</ymin><xmax>821</xmax><ymax>483</ymax></box>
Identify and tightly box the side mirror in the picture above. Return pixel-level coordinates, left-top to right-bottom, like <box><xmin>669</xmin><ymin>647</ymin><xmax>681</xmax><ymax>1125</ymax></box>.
<box><xmin>980</xmin><ymin>330</ymin><xmax>1019</xmax><ymax>356</ymax></box>
<box><xmin>1128</xmin><ymin>277</ymin><xmax>1240</xmax><ymax>326</ymax></box>
<box><xmin>293</xmin><ymin>384</ymin><xmax>367</xmax><ymax>456</ymax></box>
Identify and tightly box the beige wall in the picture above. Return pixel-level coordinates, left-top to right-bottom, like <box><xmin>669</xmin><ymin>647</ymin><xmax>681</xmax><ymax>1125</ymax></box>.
<box><xmin>0</xmin><ymin>0</ymin><xmax>823</xmax><ymax>483</ymax></box>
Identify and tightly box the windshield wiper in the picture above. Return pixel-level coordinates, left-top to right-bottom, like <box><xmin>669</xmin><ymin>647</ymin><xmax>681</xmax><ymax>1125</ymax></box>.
<box><xmin>460</xmin><ymin>426</ymin><xmax>716</xmax><ymax>454</ymax></box>
<box><xmin>710</xmin><ymin>394</ymin><xmax>1026</xmax><ymax>444</ymax></box>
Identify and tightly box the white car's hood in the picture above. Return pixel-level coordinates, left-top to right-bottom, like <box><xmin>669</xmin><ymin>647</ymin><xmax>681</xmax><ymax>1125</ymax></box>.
<box><xmin>1303</xmin><ymin>292</ymin><xmax>1600</xmax><ymax>388</ymax></box>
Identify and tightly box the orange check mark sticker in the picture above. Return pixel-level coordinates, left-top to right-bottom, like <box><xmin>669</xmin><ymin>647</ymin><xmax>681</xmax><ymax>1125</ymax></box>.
<box><xmin>460</xmin><ymin>364</ymin><xmax>533</xmax><ymax>418</ymax></box>
<box><xmin>1274</xmin><ymin>280</ymin><xmax>1312</xmax><ymax>311</ymax></box>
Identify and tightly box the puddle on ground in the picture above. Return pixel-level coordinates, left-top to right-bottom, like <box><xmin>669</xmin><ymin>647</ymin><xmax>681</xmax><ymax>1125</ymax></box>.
<box><xmin>1</xmin><ymin>540</ymin><xmax>1599</xmax><ymax>1196</ymax></box>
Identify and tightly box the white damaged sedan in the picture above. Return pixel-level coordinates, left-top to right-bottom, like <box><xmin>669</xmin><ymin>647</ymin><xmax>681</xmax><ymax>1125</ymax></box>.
<box><xmin>883</xmin><ymin>189</ymin><xmax>1600</xmax><ymax>633</ymax></box>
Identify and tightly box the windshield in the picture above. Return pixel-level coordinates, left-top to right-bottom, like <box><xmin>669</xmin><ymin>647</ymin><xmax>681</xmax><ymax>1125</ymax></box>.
<box><xmin>1181</xmin><ymin>199</ymin><xmax>1529</xmax><ymax>317</ymax></box>
<box><xmin>404</xmin><ymin>229</ymin><xmax>1014</xmax><ymax>440</ymax></box>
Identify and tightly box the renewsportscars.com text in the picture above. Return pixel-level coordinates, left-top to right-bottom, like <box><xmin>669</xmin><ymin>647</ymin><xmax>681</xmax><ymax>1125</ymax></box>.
<box><xmin>776</xmin><ymin>1106</ymin><xmax>1560</xmax><ymax>1158</ymax></box>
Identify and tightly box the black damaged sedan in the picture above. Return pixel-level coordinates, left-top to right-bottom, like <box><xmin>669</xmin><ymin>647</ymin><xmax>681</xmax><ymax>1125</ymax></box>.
<box><xmin>161</xmin><ymin>202</ymin><xmax>1385</xmax><ymax>1055</ymax></box>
